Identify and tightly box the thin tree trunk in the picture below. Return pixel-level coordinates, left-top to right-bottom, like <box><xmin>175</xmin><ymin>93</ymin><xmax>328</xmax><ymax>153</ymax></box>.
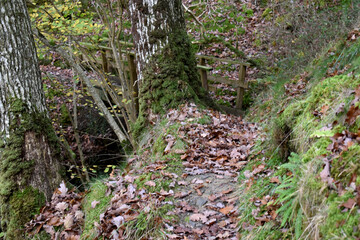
<box><xmin>0</xmin><ymin>0</ymin><xmax>62</xmax><ymax>238</ymax></box>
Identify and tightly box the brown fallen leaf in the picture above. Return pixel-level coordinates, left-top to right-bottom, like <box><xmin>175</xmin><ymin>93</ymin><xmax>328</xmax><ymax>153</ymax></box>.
<box><xmin>175</xmin><ymin>191</ymin><xmax>192</xmax><ymax>198</ymax></box>
<box><xmin>189</xmin><ymin>213</ymin><xmax>207</xmax><ymax>223</ymax></box>
<box><xmin>193</xmin><ymin>228</ymin><xmax>204</xmax><ymax>235</ymax></box>
<box><xmin>221</xmin><ymin>188</ymin><xmax>234</xmax><ymax>194</ymax></box>
<box><xmin>320</xmin><ymin>159</ymin><xmax>333</xmax><ymax>185</ymax></box>
<box><xmin>166</xmin><ymin>234</ymin><xmax>181</xmax><ymax>239</ymax></box>
<box><xmin>144</xmin><ymin>181</ymin><xmax>156</xmax><ymax>187</ymax></box>
<box><xmin>174</xmin><ymin>149</ymin><xmax>186</xmax><ymax>154</ymax></box>
<box><xmin>217</xmin><ymin>231</ymin><xmax>230</xmax><ymax>238</ymax></box>
<box><xmin>270</xmin><ymin>177</ymin><xmax>280</xmax><ymax>184</ymax></box>
<box><xmin>340</xmin><ymin>198</ymin><xmax>356</xmax><ymax>209</ymax></box>
<box><xmin>346</xmin><ymin>105</ymin><xmax>360</xmax><ymax>126</ymax></box>
<box><xmin>219</xmin><ymin>205</ymin><xmax>234</xmax><ymax>215</ymax></box>
<box><xmin>205</xmin><ymin>218</ymin><xmax>217</xmax><ymax>226</ymax></box>
<box><xmin>252</xmin><ymin>164</ymin><xmax>265</xmax><ymax>174</ymax></box>
<box><xmin>47</xmin><ymin>216</ymin><xmax>61</xmax><ymax>226</ymax></box>
<box><xmin>320</xmin><ymin>105</ymin><xmax>329</xmax><ymax>115</ymax></box>
<box><xmin>177</xmin><ymin>181</ymin><xmax>188</xmax><ymax>186</ymax></box>
<box><xmin>219</xmin><ymin>220</ymin><xmax>228</xmax><ymax>228</ymax></box>
<box><xmin>208</xmin><ymin>194</ymin><xmax>221</xmax><ymax>202</ymax></box>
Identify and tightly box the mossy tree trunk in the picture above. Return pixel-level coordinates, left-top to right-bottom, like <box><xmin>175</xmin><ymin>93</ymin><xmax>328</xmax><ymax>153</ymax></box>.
<box><xmin>129</xmin><ymin>0</ymin><xmax>208</xmax><ymax>132</ymax></box>
<box><xmin>0</xmin><ymin>0</ymin><xmax>62</xmax><ymax>238</ymax></box>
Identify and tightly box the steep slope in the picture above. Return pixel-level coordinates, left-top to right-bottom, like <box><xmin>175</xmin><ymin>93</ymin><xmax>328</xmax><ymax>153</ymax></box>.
<box><xmin>236</xmin><ymin>28</ymin><xmax>360</xmax><ymax>239</ymax></box>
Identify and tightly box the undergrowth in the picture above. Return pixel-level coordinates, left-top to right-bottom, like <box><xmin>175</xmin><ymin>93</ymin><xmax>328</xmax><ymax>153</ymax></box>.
<box><xmin>240</xmin><ymin>16</ymin><xmax>360</xmax><ymax>240</ymax></box>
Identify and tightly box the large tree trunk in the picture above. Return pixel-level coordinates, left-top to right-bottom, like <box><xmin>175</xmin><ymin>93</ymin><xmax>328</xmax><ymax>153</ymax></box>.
<box><xmin>0</xmin><ymin>0</ymin><xmax>62</xmax><ymax>238</ymax></box>
<box><xmin>129</xmin><ymin>0</ymin><xmax>209</xmax><ymax>134</ymax></box>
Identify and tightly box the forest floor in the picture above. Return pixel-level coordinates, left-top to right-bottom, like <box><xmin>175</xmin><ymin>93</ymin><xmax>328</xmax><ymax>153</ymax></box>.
<box><xmin>26</xmin><ymin>103</ymin><xmax>260</xmax><ymax>239</ymax></box>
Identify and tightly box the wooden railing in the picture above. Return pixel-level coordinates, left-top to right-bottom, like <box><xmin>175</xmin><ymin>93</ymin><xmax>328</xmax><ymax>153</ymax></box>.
<box><xmin>78</xmin><ymin>41</ymin><xmax>249</xmax><ymax>110</ymax></box>
<box><xmin>196</xmin><ymin>55</ymin><xmax>250</xmax><ymax>110</ymax></box>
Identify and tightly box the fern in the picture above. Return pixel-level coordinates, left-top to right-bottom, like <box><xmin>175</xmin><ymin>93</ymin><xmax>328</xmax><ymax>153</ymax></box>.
<box><xmin>295</xmin><ymin>208</ymin><xmax>303</xmax><ymax>239</ymax></box>
<box><xmin>275</xmin><ymin>152</ymin><xmax>304</xmax><ymax>237</ymax></box>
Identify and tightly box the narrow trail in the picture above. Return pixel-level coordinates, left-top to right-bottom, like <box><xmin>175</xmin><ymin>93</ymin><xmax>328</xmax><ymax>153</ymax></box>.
<box><xmin>165</xmin><ymin>105</ymin><xmax>258</xmax><ymax>239</ymax></box>
<box><xmin>25</xmin><ymin>103</ymin><xmax>259</xmax><ymax>239</ymax></box>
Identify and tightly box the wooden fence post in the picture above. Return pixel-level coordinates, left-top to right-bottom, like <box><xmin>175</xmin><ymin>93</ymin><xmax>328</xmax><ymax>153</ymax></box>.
<box><xmin>127</xmin><ymin>53</ymin><xmax>139</xmax><ymax>116</ymax></box>
<box><xmin>199</xmin><ymin>58</ymin><xmax>209</xmax><ymax>91</ymax></box>
<box><xmin>236</xmin><ymin>65</ymin><xmax>247</xmax><ymax>110</ymax></box>
<box><xmin>101</xmin><ymin>50</ymin><xmax>108</xmax><ymax>73</ymax></box>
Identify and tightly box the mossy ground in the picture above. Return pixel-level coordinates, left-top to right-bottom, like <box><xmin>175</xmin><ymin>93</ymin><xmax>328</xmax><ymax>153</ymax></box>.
<box><xmin>81</xmin><ymin>180</ymin><xmax>112</xmax><ymax>239</ymax></box>
<box><xmin>125</xmin><ymin>119</ymin><xmax>186</xmax><ymax>239</ymax></box>
<box><xmin>238</xmin><ymin>32</ymin><xmax>360</xmax><ymax>239</ymax></box>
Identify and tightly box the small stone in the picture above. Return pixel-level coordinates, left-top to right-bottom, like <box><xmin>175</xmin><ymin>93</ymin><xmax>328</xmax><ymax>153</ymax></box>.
<box><xmin>196</xmin><ymin>197</ymin><xmax>208</xmax><ymax>207</ymax></box>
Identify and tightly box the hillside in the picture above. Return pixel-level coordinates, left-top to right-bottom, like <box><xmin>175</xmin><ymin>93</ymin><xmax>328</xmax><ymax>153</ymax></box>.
<box><xmin>18</xmin><ymin>0</ymin><xmax>360</xmax><ymax>239</ymax></box>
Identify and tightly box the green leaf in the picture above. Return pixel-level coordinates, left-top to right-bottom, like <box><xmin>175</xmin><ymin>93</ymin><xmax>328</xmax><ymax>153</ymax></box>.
<box><xmin>295</xmin><ymin>208</ymin><xmax>303</xmax><ymax>239</ymax></box>
<box><xmin>280</xmin><ymin>202</ymin><xmax>293</xmax><ymax>227</ymax></box>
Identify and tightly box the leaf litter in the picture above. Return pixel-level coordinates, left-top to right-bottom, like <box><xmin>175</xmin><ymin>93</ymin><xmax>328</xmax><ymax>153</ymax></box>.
<box><xmin>26</xmin><ymin>103</ymin><xmax>259</xmax><ymax>239</ymax></box>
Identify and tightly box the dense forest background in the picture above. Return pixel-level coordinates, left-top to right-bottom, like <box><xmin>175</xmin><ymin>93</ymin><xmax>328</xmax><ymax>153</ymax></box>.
<box><xmin>1</xmin><ymin>0</ymin><xmax>360</xmax><ymax>239</ymax></box>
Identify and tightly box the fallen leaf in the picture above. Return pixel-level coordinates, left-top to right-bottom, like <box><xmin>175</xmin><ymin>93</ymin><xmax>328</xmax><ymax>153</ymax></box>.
<box><xmin>221</xmin><ymin>188</ymin><xmax>233</xmax><ymax>194</ymax></box>
<box><xmin>219</xmin><ymin>205</ymin><xmax>234</xmax><ymax>215</ymax></box>
<box><xmin>144</xmin><ymin>181</ymin><xmax>156</xmax><ymax>187</ymax></box>
<box><xmin>112</xmin><ymin>216</ymin><xmax>124</xmax><ymax>228</ymax></box>
<box><xmin>63</xmin><ymin>214</ymin><xmax>74</xmax><ymax>229</ymax></box>
<box><xmin>219</xmin><ymin>220</ymin><xmax>227</xmax><ymax>228</ymax></box>
<box><xmin>340</xmin><ymin>198</ymin><xmax>356</xmax><ymax>209</ymax></box>
<box><xmin>270</xmin><ymin>177</ymin><xmax>280</xmax><ymax>184</ymax></box>
<box><xmin>174</xmin><ymin>149</ymin><xmax>185</xmax><ymax>154</ymax></box>
<box><xmin>47</xmin><ymin>216</ymin><xmax>61</xmax><ymax>226</ymax></box>
<box><xmin>58</xmin><ymin>181</ymin><xmax>68</xmax><ymax>196</ymax></box>
<box><xmin>189</xmin><ymin>214</ymin><xmax>207</xmax><ymax>223</ymax></box>
<box><xmin>346</xmin><ymin>105</ymin><xmax>360</xmax><ymax>126</ymax></box>
<box><xmin>91</xmin><ymin>200</ymin><xmax>100</xmax><ymax>209</ymax></box>
<box><xmin>55</xmin><ymin>202</ymin><xmax>68</xmax><ymax>212</ymax></box>
<box><xmin>164</xmin><ymin>140</ymin><xmax>175</xmax><ymax>153</ymax></box>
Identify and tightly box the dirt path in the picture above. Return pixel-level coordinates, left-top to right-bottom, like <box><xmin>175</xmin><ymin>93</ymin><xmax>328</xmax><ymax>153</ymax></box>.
<box><xmin>25</xmin><ymin>104</ymin><xmax>258</xmax><ymax>239</ymax></box>
<box><xmin>164</xmin><ymin>106</ymin><xmax>259</xmax><ymax>239</ymax></box>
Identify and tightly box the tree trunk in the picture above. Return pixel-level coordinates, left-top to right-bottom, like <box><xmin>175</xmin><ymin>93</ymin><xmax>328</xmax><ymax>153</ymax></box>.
<box><xmin>0</xmin><ymin>0</ymin><xmax>62</xmax><ymax>238</ymax></box>
<box><xmin>129</xmin><ymin>0</ymin><xmax>209</xmax><ymax>135</ymax></box>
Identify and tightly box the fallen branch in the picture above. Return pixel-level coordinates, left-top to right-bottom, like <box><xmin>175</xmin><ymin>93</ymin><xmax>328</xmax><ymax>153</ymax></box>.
<box><xmin>34</xmin><ymin>29</ymin><xmax>129</xmax><ymax>144</ymax></box>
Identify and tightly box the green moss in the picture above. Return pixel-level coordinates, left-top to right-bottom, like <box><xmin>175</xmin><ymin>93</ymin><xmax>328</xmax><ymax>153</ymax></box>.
<box><xmin>81</xmin><ymin>180</ymin><xmax>112</xmax><ymax>239</ymax></box>
<box><xmin>321</xmin><ymin>192</ymin><xmax>360</xmax><ymax>238</ymax></box>
<box><xmin>274</xmin><ymin>74</ymin><xmax>360</xmax><ymax>156</ymax></box>
<box><xmin>60</xmin><ymin>104</ymin><xmax>71</xmax><ymax>125</ymax></box>
<box><xmin>302</xmin><ymin>137</ymin><xmax>332</xmax><ymax>163</ymax></box>
<box><xmin>261</xmin><ymin>8</ymin><xmax>272</xmax><ymax>20</ymax></box>
<box><xmin>0</xmin><ymin>99</ymin><xmax>62</xmax><ymax>238</ymax></box>
<box><xmin>331</xmin><ymin>144</ymin><xmax>360</xmax><ymax>185</ymax></box>
<box><xmin>125</xmin><ymin>204</ymin><xmax>174</xmax><ymax>239</ymax></box>
<box><xmin>5</xmin><ymin>187</ymin><xmax>46</xmax><ymax>239</ymax></box>
<box><xmin>132</xmin><ymin>22</ymin><xmax>213</xmax><ymax>139</ymax></box>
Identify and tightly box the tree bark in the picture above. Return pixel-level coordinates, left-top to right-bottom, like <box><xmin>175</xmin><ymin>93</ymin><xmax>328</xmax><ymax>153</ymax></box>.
<box><xmin>0</xmin><ymin>0</ymin><xmax>62</xmax><ymax>238</ymax></box>
<box><xmin>129</xmin><ymin>0</ymin><xmax>209</xmax><ymax>135</ymax></box>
